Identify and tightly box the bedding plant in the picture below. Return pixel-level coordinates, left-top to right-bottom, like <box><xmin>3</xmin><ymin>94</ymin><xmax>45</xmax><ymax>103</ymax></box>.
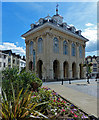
<box><xmin>31</xmin><ymin>86</ymin><xmax>90</xmax><ymax>119</ymax></box>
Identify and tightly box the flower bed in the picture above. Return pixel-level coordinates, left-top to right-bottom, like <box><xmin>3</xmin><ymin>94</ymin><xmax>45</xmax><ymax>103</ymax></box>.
<box><xmin>31</xmin><ymin>86</ymin><xmax>90</xmax><ymax>119</ymax></box>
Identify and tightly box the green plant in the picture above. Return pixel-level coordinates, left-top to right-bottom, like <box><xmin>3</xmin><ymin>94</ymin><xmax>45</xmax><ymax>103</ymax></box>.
<box><xmin>18</xmin><ymin>71</ymin><xmax>42</xmax><ymax>91</ymax></box>
<box><xmin>2</xmin><ymin>67</ymin><xmax>19</xmax><ymax>101</ymax></box>
<box><xmin>0</xmin><ymin>86</ymin><xmax>48</xmax><ymax>119</ymax></box>
<box><xmin>2</xmin><ymin>67</ymin><xmax>42</xmax><ymax>101</ymax></box>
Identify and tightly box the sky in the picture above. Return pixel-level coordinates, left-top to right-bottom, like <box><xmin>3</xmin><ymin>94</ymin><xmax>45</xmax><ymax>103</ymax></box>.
<box><xmin>0</xmin><ymin>2</ymin><xmax>97</xmax><ymax>57</ymax></box>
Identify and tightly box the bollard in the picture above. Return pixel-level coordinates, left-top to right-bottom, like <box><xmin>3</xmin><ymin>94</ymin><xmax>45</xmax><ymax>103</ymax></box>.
<box><xmin>87</xmin><ymin>77</ymin><xmax>90</xmax><ymax>84</ymax></box>
<box><xmin>62</xmin><ymin>79</ymin><xmax>63</xmax><ymax>85</ymax></box>
<box><xmin>95</xmin><ymin>77</ymin><xmax>97</xmax><ymax>81</ymax></box>
<box><xmin>69</xmin><ymin>79</ymin><xmax>71</xmax><ymax>84</ymax></box>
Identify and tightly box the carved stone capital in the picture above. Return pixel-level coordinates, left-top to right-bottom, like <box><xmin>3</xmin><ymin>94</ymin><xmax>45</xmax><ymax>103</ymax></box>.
<box><xmin>83</xmin><ymin>44</ymin><xmax>86</xmax><ymax>48</ymax></box>
<box><xmin>76</xmin><ymin>42</ymin><xmax>79</xmax><ymax>46</ymax></box>
<box><xmin>68</xmin><ymin>40</ymin><xmax>72</xmax><ymax>44</ymax></box>
<box><xmin>25</xmin><ymin>40</ymin><xmax>29</xmax><ymax>45</ymax></box>
<box><xmin>33</xmin><ymin>37</ymin><xmax>37</xmax><ymax>41</ymax></box>
<box><xmin>59</xmin><ymin>36</ymin><xmax>63</xmax><ymax>40</ymax></box>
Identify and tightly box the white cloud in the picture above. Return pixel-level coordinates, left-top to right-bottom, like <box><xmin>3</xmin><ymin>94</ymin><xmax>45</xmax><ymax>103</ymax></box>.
<box><xmin>85</xmin><ymin>50</ymin><xmax>98</xmax><ymax>57</ymax></box>
<box><xmin>0</xmin><ymin>42</ymin><xmax>26</xmax><ymax>56</ymax></box>
<box><xmin>85</xmin><ymin>23</ymin><xmax>94</xmax><ymax>27</ymax></box>
<box><xmin>82</xmin><ymin>24</ymin><xmax>97</xmax><ymax>47</ymax></box>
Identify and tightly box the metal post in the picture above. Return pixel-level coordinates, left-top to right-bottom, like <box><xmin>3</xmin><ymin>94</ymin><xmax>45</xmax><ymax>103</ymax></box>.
<box><xmin>86</xmin><ymin>60</ymin><xmax>90</xmax><ymax>84</ymax></box>
<box><xmin>62</xmin><ymin>79</ymin><xmax>63</xmax><ymax>85</ymax></box>
<box><xmin>95</xmin><ymin>75</ymin><xmax>97</xmax><ymax>81</ymax></box>
<box><xmin>69</xmin><ymin>79</ymin><xmax>71</xmax><ymax>84</ymax></box>
<box><xmin>87</xmin><ymin>74</ymin><xmax>90</xmax><ymax>84</ymax></box>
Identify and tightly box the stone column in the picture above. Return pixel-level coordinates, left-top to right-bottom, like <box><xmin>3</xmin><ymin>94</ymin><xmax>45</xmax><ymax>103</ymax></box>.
<box><xmin>25</xmin><ymin>40</ymin><xmax>29</xmax><ymax>71</ymax></box>
<box><xmin>77</xmin><ymin>64</ymin><xmax>80</xmax><ymax>79</ymax></box>
<box><xmin>76</xmin><ymin>42</ymin><xmax>79</xmax><ymax>58</ymax></box>
<box><xmin>69</xmin><ymin>63</ymin><xmax>72</xmax><ymax>79</ymax></box>
<box><xmin>49</xmin><ymin>61</ymin><xmax>53</xmax><ymax>79</ymax></box>
<box><xmin>42</xmin><ymin>62</ymin><xmax>46</xmax><ymax>80</ymax></box>
<box><xmin>68</xmin><ymin>40</ymin><xmax>72</xmax><ymax>57</ymax></box>
<box><xmin>60</xmin><ymin>62</ymin><xmax>63</xmax><ymax>79</ymax></box>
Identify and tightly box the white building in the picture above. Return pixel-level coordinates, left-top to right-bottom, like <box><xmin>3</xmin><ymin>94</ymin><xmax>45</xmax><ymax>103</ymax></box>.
<box><xmin>1</xmin><ymin>50</ymin><xmax>26</xmax><ymax>72</ymax></box>
<box><xmin>0</xmin><ymin>51</ymin><xmax>8</xmax><ymax>71</ymax></box>
<box><xmin>19</xmin><ymin>58</ymin><xmax>26</xmax><ymax>72</ymax></box>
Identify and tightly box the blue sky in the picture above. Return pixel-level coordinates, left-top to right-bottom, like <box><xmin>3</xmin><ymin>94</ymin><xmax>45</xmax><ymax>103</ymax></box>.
<box><xmin>1</xmin><ymin>2</ymin><xmax>97</xmax><ymax>57</ymax></box>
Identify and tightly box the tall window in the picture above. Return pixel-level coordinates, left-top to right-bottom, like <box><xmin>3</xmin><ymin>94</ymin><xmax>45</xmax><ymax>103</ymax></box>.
<box><xmin>38</xmin><ymin>38</ymin><xmax>43</xmax><ymax>53</ymax></box>
<box><xmin>72</xmin><ymin>43</ymin><xmax>75</xmax><ymax>56</ymax></box>
<box><xmin>53</xmin><ymin>37</ymin><xmax>59</xmax><ymax>53</ymax></box>
<box><xmin>29</xmin><ymin>41</ymin><xmax>33</xmax><ymax>55</ymax></box>
<box><xmin>63</xmin><ymin>40</ymin><xmax>68</xmax><ymax>55</ymax></box>
<box><xmin>79</xmin><ymin>45</ymin><xmax>82</xmax><ymax>58</ymax></box>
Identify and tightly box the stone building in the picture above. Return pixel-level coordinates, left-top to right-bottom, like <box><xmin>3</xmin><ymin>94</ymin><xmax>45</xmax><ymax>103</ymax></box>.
<box><xmin>85</xmin><ymin>56</ymin><xmax>99</xmax><ymax>78</ymax></box>
<box><xmin>0</xmin><ymin>51</ymin><xmax>8</xmax><ymax>71</ymax></box>
<box><xmin>2</xmin><ymin>50</ymin><xmax>26</xmax><ymax>72</ymax></box>
<box><xmin>22</xmin><ymin>6</ymin><xmax>88</xmax><ymax>80</ymax></box>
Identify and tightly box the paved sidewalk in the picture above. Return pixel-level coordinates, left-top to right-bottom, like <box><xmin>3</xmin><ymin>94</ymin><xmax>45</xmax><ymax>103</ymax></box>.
<box><xmin>43</xmin><ymin>81</ymin><xmax>98</xmax><ymax>118</ymax></box>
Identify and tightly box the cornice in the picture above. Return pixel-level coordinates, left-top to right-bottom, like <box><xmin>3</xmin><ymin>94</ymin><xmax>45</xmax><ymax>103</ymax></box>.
<box><xmin>22</xmin><ymin>22</ymin><xmax>89</xmax><ymax>42</ymax></box>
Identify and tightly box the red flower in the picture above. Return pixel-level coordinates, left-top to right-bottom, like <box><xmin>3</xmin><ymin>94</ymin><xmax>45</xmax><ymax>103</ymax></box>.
<box><xmin>53</xmin><ymin>100</ymin><xmax>56</xmax><ymax>102</ymax></box>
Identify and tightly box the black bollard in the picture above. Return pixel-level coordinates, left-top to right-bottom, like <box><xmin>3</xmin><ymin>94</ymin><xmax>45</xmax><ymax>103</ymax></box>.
<box><xmin>87</xmin><ymin>77</ymin><xmax>90</xmax><ymax>84</ymax></box>
<box><xmin>95</xmin><ymin>77</ymin><xmax>97</xmax><ymax>81</ymax></box>
<box><xmin>62</xmin><ymin>79</ymin><xmax>63</xmax><ymax>85</ymax></box>
<box><xmin>69</xmin><ymin>79</ymin><xmax>71</xmax><ymax>84</ymax></box>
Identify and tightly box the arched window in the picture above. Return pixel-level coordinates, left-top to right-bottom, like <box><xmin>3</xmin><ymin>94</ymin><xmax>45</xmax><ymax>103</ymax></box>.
<box><xmin>63</xmin><ymin>40</ymin><xmax>68</xmax><ymax>55</ymax></box>
<box><xmin>38</xmin><ymin>38</ymin><xmax>43</xmax><ymax>53</ymax></box>
<box><xmin>79</xmin><ymin>45</ymin><xmax>82</xmax><ymax>58</ymax></box>
<box><xmin>53</xmin><ymin>37</ymin><xmax>59</xmax><ymax>53</ymax></box>
<box><xmin>29</xmin><ymin>41</ymin><xmax>33</xmax><ymax>55</ymax></box>
<box><xmin>72</xmin><ymin>43</ymin><xmax>75</xmax><ymax>56</ymax></box>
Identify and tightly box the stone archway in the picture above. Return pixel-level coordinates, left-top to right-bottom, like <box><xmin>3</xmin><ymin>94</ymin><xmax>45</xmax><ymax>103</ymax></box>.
<box><xmin>29</xmin><ymin>61</ymin><xmax>33</xmax><ymax>71</ymax></box>
<box><xmin>63</xmin><ymin>61</ymin><xmax>69</xmax><ymax>79</ymax></box>
<box><xmin>79</xmin><ymin>64</ymin><xmax>83</xmax><ymax>79</ymax></box>
<box><xmin>72</xmin><ymin>62</ymin><xmax>76</xmax><ymax>78</ymax></box>
<box><xmin>53</xmin><ymin>60</ymin><xmax>60</xmax><ymax>79</ymax></box>
<box><xmin>37</xmin><ymin>60</ymin><xmax>43</xmax><ymax>79</ymax></box>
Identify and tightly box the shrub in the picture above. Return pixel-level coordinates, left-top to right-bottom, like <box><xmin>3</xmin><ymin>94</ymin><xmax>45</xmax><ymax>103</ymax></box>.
<box><xmin>2</xmin><ymin>67</ymin><xmax>42</xmax><ymax>101</ymax></box>
<box><xmin>0</xmin><ymin>86</ymin><xmax>48</xmax><ymax>120</ymax></box>
<box><xmin>18</xmin><ymin>71</ymin><xmax>42</xmax><ymax>91</ymax></box>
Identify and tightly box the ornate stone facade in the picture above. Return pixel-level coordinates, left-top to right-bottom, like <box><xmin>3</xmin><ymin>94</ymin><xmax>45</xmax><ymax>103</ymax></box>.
<box><xmin>22</xmin><ymin>11</ymin><xmax>88</xmax><ymax>81</ymax></box>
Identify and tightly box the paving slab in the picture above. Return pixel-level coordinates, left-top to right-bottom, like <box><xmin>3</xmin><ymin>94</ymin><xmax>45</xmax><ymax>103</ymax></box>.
<box><xmin>43</xmin><ymin>83</ymin><xmax>98</xmax><ymax>118</ymax></box>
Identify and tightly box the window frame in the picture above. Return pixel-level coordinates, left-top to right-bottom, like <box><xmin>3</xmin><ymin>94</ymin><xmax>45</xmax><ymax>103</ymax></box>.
<box><xmin>63</xmin><ymin>40</ymin><xmax>68</xmax><ymax>55</ymax></box>
<box><xmin>72</xmin><ymin>43</ymin><xmax>75</xmax><ymax>56</ymax></box>
<box><xmin>53</xmin><ymin>37</ymin><xmax>59</xmax><ymax>53</ymax></box>
<box><xmin>38</xmin><ymin>38</ymin><xmax>43</xmax><ymax>53</ymax></box>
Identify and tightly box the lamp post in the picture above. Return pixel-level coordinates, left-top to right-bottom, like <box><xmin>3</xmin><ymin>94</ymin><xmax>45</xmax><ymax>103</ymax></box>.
<box><xmin>86</xmin><ymin>60</ymin><xmax>90</xmax><ymax>84</ymax></box>
<box><xmin>96</xmin><ymin>56</ymin><xmax>99</xmax><ymax>81</ymax></box>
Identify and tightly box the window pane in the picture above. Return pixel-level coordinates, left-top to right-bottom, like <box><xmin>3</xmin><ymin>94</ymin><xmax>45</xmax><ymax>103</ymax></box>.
<box><xmin>63</xmin><ymin>41</ymin><xmax>68</xmax><ymax>55</ymax></box>
<box><xmin>53</xmin><ymin>37</ymin><xmax>59</xmax><ymax>53</ymax></box>
<box><xmin>38</xmin><ymin>38</ymin><xmax>43</xmax><ymax>53</ymax></box>
<box><xmin>72</xmin><ymin>43</ymin><xmax>75</xmax><ymax>56</ymax></box>
<box><xmin>29</xmin><ymin>41</ymin><xmax>33</xmax><ymax>55</ymax></box>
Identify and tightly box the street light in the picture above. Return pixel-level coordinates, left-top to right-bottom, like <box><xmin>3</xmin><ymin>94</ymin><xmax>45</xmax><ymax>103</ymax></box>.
<box><xmin>86</xmin><ymin>60</ymin><xmax>90</xmax><ymax>84</ymax></box>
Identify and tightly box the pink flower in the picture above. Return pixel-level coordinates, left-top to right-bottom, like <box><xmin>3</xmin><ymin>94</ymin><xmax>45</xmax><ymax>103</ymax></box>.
<box><xmin>62</xmin><ymin>109</ymin><xmax>65</xmax><ymax>112</ymax></box>
<box><xmin>74</xmin><ymin>114</ymin><xmax>78</xmax><ymax>117</ymax></box>
<box><xmin>70</xmin><ymin>111</ymin><xmax>73</xmax><ymax>114</ymax></box>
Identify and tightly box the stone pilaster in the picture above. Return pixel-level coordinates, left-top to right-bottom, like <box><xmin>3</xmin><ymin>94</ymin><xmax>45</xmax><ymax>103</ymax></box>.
<box><xmin>69</xmin><ymin>63</ymin><xmax>72</xmax><ymax>79</ymax></box>
<box><xmin>49</xmin><ymin>61</ymin><xmax>53</xmax><ymax>79</ymax></box>
<box><xmin>60</xmin><ymin>62</ymin><xmax>63</xmax><ymax>79</ymax></box>
<box><xmin>25</xmin><ymin>40</ymin><xmax>29</xmax><ymax>71</ymax></box>
<box><xmin>77</xmin><ymin>63</ymin><xmax>80</xmax><ymax>79</ymax></box>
